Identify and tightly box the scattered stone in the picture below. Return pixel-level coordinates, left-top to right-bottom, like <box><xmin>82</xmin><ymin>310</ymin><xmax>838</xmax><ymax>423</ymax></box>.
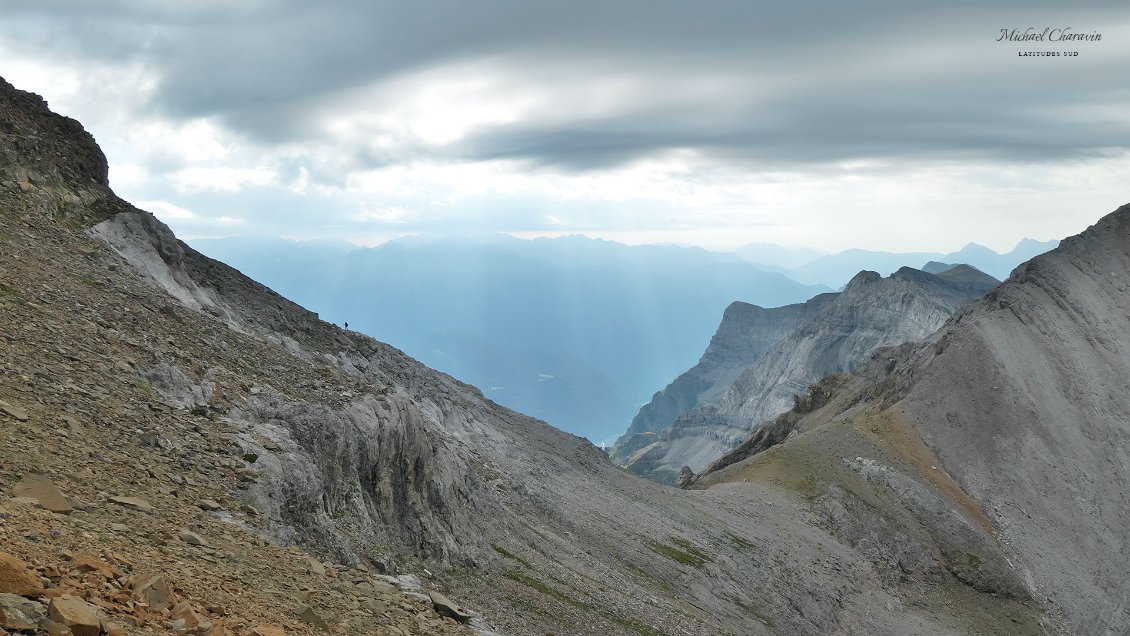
<box><xmin>302</xmin><ymin>557</ymin><xmax>325</xmax><ymax>576</ymax></box>
<box><xmin>427</xmin><ymin>590</ymin><xmax>472</xmax><ymax>623</ymax></box>
<box><xmin>42</xmin><ymin>618</ymin><xmax>74</xmax><ymax>636</ymax></box>
<box><xmin>0</xmin><ymin>592</ymin><xmax>46</xmax><ymax>630</ymax></box>
<box><xmin>0</xmin><ymin>550</ymin><xmax>43</xmax><ymax>597</ymax></box>
<box><xmin>0</xmin><ymin>399</ymin><xmax>28</xmax><ymax>421</ymax></box>
<box><xmin>131</xmin><ymin>574</ymin><xmax>177</xmax><ymax>611</ymax></box>
<box><xmin>64</xmin><ymin>553</ymin><xmax>120</xmax><ymax>579</ymax></box>
<box><xmin>48</xmin><ymin>596</ymin><xmax>101</xmax><ymax>636</ymax></box>
<box><xmin>196</xmin><ymin>499</ymin><xmax>222</xmax><ymax>511</ymax></box>
<box><xmin>293</xmin><ymin>605</ymin><xmax>328</xmax><ymax>630</ymax></box>
<box><xmin>11</xmin><ymin>474</ymin><xmax>73</xmax><ymax>514</ymax></box>
<box><xmin>251</xmin><ymin>623</ymin><xmax>286</xmax><ymax>636</ymax></box>
<box><xmin>170</xmin><ymin>600</ymin><xmax>206</xmax><ymax>630</ymax></box>
<box><xmin>239</xmin><ymin>504</ymin><xmax>260</xmax><ymax>516</ymax></box>
<box><xmin>178</xmin><ymin>530</ymin><xmax>209</xmax><ymax>547</ymax></box>
<box><xmin>63</xmin><ymin>495</ymin><xmax>93</xmax><ymax>511</ymax></box>
<box><xmin>108</xmin><ymin>496</ymin><xmax>154</xmax><ymax>514</ymax></box>
<box><xmin>109</xmin><ymin>523</ymin><xmax>129</xmax><ymax>533</ymax></box>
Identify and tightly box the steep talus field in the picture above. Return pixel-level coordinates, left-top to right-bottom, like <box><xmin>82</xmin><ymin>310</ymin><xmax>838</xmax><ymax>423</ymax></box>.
<box><xmin>619</xmin><ymin>265</ymin><xmax>999</xmax><ymax>483</ymax></box>
<box><xmin>0</xmin><ymin>75</ymin><xmax>1103</xmax><ymax>635</ymax></box>
<box><xmin>694</xmin><ymin>204</ymin><xmax>1130</xmax><ymax>635</ymax></box>
<box><xmin>898</xmin><ymin>208</ymin><xmax>1130</xmax><ymax>633</ymax></box>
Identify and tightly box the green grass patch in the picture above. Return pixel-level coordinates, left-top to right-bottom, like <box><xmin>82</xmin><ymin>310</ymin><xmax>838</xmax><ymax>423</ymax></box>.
<box><xmin>730</xmin><ymin>595</ymin><xmax>774</xmax><ymax>627</ymax></box>
<box><xmin>621</xmin><ymin>561</ymin><xmax>673</xmax><ymax>594</ymax></box>
<box><xmin>603</xmin><ymin>613</ymin><xmax>667</xmax><ymax>636</ymax></box>
<box><xmin>492</xmin><ymin>544</ymin><xmax>534</xmax><ymax>570</ymax></box>
<box><xmin>502</xmin><ymin>571</ymin><xmax>588</xmax><ymax>610</ymax></box>
<box><xmin>722</xmin><ymin>531</ymin><xmax>758</xmax><ymax>554</ymax></box>
<box><xmin>137</xmin><ymin>380</ymin><xmax>157</xmax><ymax>400</ymax></box>
<box><xmin>0</xmin><ymin>281</ymin><xmax>24</xmax><ymax>299</ymax></box>
<box><xmin>640</xmin><ymin>535</ymin><xmax>710</xmax><ymax>567</ymax></box>
<box><xmin>503</xmin><ymin>566</ymin><xmax>671</xmax><ymax>636</ymax></box>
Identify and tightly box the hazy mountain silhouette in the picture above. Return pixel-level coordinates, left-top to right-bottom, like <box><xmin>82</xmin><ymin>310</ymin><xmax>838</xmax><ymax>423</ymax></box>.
<box><xmin>737</xmin><ymin>240</ymin><xmax>1058</xmax><ymax>288</ymax></box>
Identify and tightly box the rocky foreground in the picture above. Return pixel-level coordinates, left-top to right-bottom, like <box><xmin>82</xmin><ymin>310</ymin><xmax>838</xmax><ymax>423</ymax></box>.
<box><xmin>1</xmin><ymin>73</ymin><xmax>1126</xmax><ymax>635</ymax></box>
<box><xmin>0</xmin><ymin>78</ymin><xmax>472</xmax><ymax>635</ymax></box>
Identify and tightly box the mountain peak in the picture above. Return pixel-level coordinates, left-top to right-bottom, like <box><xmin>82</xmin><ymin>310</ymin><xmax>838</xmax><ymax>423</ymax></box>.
<box><xmin>0</xmin><ymin>76</ymin><xmax>106</xmax><ymax>186</ymax></box>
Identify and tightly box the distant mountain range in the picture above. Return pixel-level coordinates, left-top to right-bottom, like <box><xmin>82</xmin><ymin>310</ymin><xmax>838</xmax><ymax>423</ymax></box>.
<box><xmin>190</xmin><ymin>234</ymin><xmax>829</xmax><ymax>442</ymax></box>
<box><xmin>736</xmin><ymin>238</ymin><xmax>1058</xmax><ymax>287</ymax></box>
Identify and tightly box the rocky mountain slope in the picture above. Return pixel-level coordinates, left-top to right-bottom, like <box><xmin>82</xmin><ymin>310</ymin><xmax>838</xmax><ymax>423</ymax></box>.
<box><xmin>0</xmin><ymin>74</ymin><xmax>1103</xmax><ymax>635</ymax></box>
<box><xmin>616</xmin><ymin>265</ymin><xmax>999</xmax><ymax>483</ymax></box>
<box><xmin>691</xmin><ymin>202</ymin><xmax>1130</xmax><ymax>635</ymax></box>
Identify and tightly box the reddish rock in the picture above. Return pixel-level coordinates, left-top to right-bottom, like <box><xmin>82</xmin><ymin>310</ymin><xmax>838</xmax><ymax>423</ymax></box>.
<box><xmin>48</xmin><ymin>596</ymin><xmax>101</xmax><ymax>636</ymax></box>
<box><xmin>131</xmin><ymin>574</ymin><xmax>177</xmax><ymax>611</ymax></box>
<box><xmin>65</xmin><ymin>552</ymin><xmax>122</xmax><ymax>579</ymax></box>
<box><xmin>171</xmin><ymin>600</ymin><xmax>205</xmax><ymax>629</ymax></box>
<box><xmin>0</xmin><ymin>550</ymin><xmax>43</xmax><ymax>597</ymax></box>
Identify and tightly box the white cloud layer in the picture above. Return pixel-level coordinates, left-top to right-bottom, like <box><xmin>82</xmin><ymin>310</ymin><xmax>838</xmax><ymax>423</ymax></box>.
<box><xmin>1</xmin><ymin>2</ymin><xmax>1128</xmax><ymax>251</ymax></box>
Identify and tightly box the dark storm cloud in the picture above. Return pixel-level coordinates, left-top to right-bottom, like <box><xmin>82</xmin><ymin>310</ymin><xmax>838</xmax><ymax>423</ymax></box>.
<box><xmin>3</xmin><ymin>0</ymin><xmax>1128</xmax><ymax>171</ymax></box>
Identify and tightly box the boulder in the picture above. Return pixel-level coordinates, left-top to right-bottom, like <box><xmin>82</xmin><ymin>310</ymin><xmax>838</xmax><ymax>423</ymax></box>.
<box><xmin>11</xmin><ymin>474</ymin><xmax>72</xmax><ymax>514</ymax></box>
<box><xmin>427</xmin><ymin>590</ymin><xmax>472</xmax><ymax>623</ymax></box>
<box><xmin>178</xmin><ymin>530</ymin><xmax>209</xmax><ymax>547</ymax></box>
<box><xmin>0</xmin><ymin>550</ymin><xmax>43</xmax><ymax>597</ymax></box>
<box><xmin>170</xmin><ymin>600</ymin><xmax>206</xmax><ymax>629</ymax></box>
<box><xmin>109</xmin><ymin>495</ymin><xmax>155</xmax><ymax>514</ymax></box>
<box><xmin>131</xmin><ymin>574</ymin><xmax>177</xmax><ymax>611</ymax></box>
<box><xmin>293</xmin><ymin>605</ymin><xmax>328</xmax><ymax>630</ymax></box>
<box><xmin>0</xmin><ymin>399</ymin><xmax>28</xmax><ymax>421</ymax></box>
<box><xmin>0</xmin><ymin>592</ymin><xmax>46</xmax><ymax>630</ymax></box>
<box><xmin>48</xmin><ymin>596</ymin><xmax>101</xmax><ymax>636</ymax></box>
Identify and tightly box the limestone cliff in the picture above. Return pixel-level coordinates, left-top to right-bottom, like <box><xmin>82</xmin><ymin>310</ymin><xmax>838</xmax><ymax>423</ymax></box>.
<box><xmin>623</xmin><ymin>264</ymin><xmax>999</xmax><ymax>483</ymax></box>
<box><xmin>609</xmin><ymin>295</ymin><xmax>833</xmax><ymax>462</ymax></box>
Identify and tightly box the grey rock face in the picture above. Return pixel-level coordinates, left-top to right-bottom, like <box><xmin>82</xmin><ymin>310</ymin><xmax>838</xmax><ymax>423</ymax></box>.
<box><xmin>899</xmin><ymin>206</ymin><xmax>1130</xmax><ymax>634</ymax></box>
<box><xmin>621</xmin><ymin>265</ymin><xmax>999</xmax><ymax>482</ymax></box>
<box><xmin>620</xmin><ymin>298</ymin><xmax>829</xmax><ymax>439</ymax></box>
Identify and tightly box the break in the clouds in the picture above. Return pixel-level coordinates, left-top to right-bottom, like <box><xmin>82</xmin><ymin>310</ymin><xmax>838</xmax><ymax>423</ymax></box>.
<box><xmin>1</xmin><ymin>1</ymin><xmax>1128</xmax><ymax>251</ymax></box>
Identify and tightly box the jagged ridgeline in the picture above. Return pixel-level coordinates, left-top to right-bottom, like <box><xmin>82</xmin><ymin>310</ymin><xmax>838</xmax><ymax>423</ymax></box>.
<box><xmin>612</xmin><ymin>264</ymin><xmax>1001</xmax><ymax>484</ymax></box>
<box><xmin>1</xmin><ymin>75</ymin><xmax>1126</xmax><ymax>635</ymax></box>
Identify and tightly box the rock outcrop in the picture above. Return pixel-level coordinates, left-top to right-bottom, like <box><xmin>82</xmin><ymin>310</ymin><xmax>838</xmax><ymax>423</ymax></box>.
<box><xmin>612</xmin><ymin>294</ymin><xmax>834</xmax><ymax>453</ymax></box>
<box><xmin>619</xmin><ymin>264</ymin><xmax>999</xmax><ymax>482</ymax></box>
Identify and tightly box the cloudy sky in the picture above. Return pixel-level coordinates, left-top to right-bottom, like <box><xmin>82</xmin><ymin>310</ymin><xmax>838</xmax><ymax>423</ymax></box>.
<box><xmin>1</xmin><ymin>1</ymin><xmax>1128</xmax><ymax>252</ymax></box>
